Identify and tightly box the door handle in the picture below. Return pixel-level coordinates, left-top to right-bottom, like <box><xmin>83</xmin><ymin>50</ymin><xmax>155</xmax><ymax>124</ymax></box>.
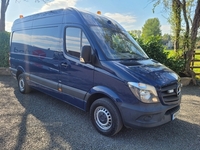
<box><xmin>61</xmin><ymin>63</ymin><xmax>68</xmax><ymax>68</ymax></box>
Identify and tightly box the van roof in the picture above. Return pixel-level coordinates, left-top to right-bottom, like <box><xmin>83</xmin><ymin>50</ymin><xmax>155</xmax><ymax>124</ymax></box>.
<box><xmin>12</xmin><ymin>7</ymin><xmax>124</xmax><ymax>31</ymax></box>
<box><xmin>15</xmin><ymin>8</ymin><xmax>65</xmax><ymax>22</ymax></box>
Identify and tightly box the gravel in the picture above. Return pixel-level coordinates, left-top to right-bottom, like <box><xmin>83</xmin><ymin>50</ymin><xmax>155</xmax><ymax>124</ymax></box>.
<box><xmin>0</xmin><ymin>75</ymin><xmax>200</xmax><ymax>150</ymax></box>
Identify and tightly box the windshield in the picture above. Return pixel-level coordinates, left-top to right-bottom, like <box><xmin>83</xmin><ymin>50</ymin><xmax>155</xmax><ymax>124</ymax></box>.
<box><xmin>91</xmin><ymin>26</ymin><xmax>149</xmax><ymax>60</ymax></box>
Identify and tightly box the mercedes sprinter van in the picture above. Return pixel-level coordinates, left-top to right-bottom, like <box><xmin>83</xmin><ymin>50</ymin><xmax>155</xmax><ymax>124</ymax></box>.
<box><xmin>10</xmin><ymin>7</ymin><xmax>181</xmax><ymax>136</ymax></box>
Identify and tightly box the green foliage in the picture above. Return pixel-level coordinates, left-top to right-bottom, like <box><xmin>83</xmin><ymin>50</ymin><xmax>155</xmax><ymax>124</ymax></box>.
<box><xmin>0</xmin><ymin>31</ymin><xmax>10</xmax><ymax>67</ymax></box>
<box><xmin>128</xmin><ymin>30</ymin><xmax>141</xmax><ymax>38</ymax></box>
<box><xmin>137</xmin><ymin>36</ymin><xmax>168</xmax><ymax>63</ymax></box>
<box><xmin>165</xmin><ymin>51</ymin><xmax>185</xmax><ymax>74</ymax></box>
<box><xmin>135</xmin><ymin>35</ymin><xmax>185</xmax><ymax>74</ymax></box>
<box><xmin>141</xmin><ymin>18</ymin><xmax>161</xmax><ymax>41</ymax></box>
<box><xmin>162</xmin><ymin>33</ymin><xmax>171</xmax><ymax>46</ymax></box>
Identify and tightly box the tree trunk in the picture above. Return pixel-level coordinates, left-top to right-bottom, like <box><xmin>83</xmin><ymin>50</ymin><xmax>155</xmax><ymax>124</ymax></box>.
<box><xmin>174</xmin><ymin>40</ymin><xmax>178</xmax><ymax>52</ymax></box>
<box><xmin>172</xmin><ymin>0</ymin><xmax>181</xmax><ymax>52</ymax></box>
<box><xmin>185</xmin><ymin>0</ymin><xmax>200</xmax><ymax>85</ymax></box>
<box><xmin>0</xmin><ymin>0</ymin><xmax>6</xmax><ymax>31</ymax></box>
<box><xmin>182</xmin><ymin>0</ymin><xmax>190</xmax><ymax>51</ymax></box>
<box><xmin>0</xmin><ymin>0</ymin><xmax>10</xmax><ymax>32</ymax></box>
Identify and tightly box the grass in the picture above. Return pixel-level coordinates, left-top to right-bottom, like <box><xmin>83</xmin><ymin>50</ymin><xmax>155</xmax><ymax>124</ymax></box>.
<box><xmin>165</xmin><ymin>49</ymin><xmax>200</xmax><ymax>79</ymax></box>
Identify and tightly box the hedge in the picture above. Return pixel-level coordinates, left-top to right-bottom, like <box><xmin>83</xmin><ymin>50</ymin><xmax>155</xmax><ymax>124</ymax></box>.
<box><xmin>0</xmin><ymin>31</ymin><xmax>10</xmax><ymax>67</ymax></box>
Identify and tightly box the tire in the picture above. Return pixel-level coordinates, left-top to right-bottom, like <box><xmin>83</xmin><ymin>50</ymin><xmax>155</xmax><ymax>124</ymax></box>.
<box><xmin>90</xmin><ymin>98</ymin><xmax>123</xmax><ymax>136</ymax></box>
<box><xmin>18</xmin><ymin>74</ymin><xmax>31</xmax><ymax>94</ymax></box>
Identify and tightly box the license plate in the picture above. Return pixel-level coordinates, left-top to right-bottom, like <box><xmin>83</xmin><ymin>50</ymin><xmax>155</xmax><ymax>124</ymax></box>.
<box><xmin>172</xmin><ymin>110</ymin><xmax>179</xmax><ymax>120</ymax></box>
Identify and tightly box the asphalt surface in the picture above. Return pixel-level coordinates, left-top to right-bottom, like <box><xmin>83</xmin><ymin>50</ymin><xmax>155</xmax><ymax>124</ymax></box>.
<box><xmin>0</xmin><ymin>75</ymin><xmax>200</xmax><ymax>150</ymax></box>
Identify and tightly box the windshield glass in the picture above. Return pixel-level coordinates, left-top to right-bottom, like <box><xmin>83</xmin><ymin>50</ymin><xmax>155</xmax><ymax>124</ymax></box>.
<box><xmin>91</xmin><ymin>26</ymin><xmax>149</xmax><ymax>60</ymax></box>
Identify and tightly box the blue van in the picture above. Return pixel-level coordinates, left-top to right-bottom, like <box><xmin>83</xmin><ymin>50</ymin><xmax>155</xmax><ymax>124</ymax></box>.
<box><xmin>10</xmin><ymin>7</ymin><xmax>181</xmax><ymax>136</ymax></box>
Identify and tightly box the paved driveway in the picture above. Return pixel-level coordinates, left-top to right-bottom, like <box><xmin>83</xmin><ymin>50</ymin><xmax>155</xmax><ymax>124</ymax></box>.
<box><xmin>0</xmin><ymin>76</ymin><xmax>200</xmax><ymax>150</ymax></box>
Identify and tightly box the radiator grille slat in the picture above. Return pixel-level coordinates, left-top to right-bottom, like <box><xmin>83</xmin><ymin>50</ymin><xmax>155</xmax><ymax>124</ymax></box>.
<box><xmin>159</xmin><ymin>83</ymin><xmax>181</xmax><ymax>105</ymax></box>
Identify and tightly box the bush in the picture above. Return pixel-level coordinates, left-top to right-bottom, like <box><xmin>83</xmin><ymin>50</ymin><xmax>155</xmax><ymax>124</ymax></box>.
<box><xmin>135</xmin><ymin>36</ymin><xmax>185</xmax><ymax>74</ymax></box>
<box><xmin>0</xmin><ymin>31</ymin><xmax>10</xmax><ymax>67</ymax></box>
<box><xmin>165</xmin><ymin>51</ymin><xmax>185</xmax><ymax>74</ymax></box>
<box><xmin>137</xmin><ymin>36</ymin><xmax>169</xmax><ymax>64</ymax></box>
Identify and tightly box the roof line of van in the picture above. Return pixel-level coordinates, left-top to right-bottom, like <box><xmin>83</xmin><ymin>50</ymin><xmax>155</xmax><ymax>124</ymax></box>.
<box><xmin>12</xmin><ymin>7</ymin><xmax>85</xmax><ymax>31</ymax></box>
<box><xmin>14</xmin><ymin>7</ymin><xmax>78</xmax><ymax>22</ymax></box>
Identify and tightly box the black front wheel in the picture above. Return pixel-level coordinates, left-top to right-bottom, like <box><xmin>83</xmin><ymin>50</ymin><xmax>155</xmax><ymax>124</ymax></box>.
<box><xmin>90</xmin><ymin>98</ymin><xmax>123</xmax><ymax>136</ymax></box>
<box><xmin>18</xmin><ymin>74</ymin><xmax>31</xmax><ymax>94</ymax></box>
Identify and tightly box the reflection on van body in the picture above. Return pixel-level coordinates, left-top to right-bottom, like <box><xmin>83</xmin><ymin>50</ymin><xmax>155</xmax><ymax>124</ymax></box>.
<box><xmin>10</xmin><ymin>7</ymin><xmax>181</xmax><ymax>136</ymax></box>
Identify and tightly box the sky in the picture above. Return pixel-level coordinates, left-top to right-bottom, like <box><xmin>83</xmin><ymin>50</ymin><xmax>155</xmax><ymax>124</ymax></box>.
<box><xmin>5</xmin><ymin>0</ymin><xmax>171</xmax><ymax>34</ymax></box>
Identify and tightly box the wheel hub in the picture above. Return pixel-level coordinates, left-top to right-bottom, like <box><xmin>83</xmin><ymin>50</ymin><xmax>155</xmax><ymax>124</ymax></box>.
<box><xmin>19</xmin><ymin>78</ymin><xmax>25</xmax><ymax>91</ymax></box>
<box><xmin>98</xmin><ymin>112</ymin><xmax>107</xmax><ymax>124</ymax></box>
<box><xmin>94</xmin><ymin>106</ymin><xmax>112</xmax><ymax>130</ymax></box>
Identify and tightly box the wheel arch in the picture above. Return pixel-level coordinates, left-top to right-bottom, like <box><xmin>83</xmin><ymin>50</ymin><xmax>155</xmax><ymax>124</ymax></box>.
<box><xmin>16</xmin><ymin>66</ymin><xmax>25</xmax><ymax>79</ymax></box>
<box><xmin>84</xmin><ymin>85</ymin><xmax>122</xmax><ymax>112</ymax></box>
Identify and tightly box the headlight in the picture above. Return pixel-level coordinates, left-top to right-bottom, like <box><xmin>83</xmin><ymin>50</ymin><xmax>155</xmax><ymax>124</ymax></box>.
<box><xmin>128</xmin><ymin>82</ymin><xmax>159</xmax><ymax>103</ymax></box>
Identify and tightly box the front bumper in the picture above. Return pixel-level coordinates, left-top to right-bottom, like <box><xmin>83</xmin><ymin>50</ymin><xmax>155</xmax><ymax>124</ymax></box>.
<box><xmin>118</xmin><ymin>102</ymin><xmax>180</xmax><ymax>129</ymax></box>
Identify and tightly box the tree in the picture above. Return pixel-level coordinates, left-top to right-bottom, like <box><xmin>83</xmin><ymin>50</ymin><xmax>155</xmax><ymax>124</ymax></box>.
<box><xmin>185</xmin><ymin>0</ymin><xmax>200</xmax><ymax>84</ymax></box>
<box><xmin>153</xmin><ymin>0</ymin><xmax>200</xmax><ymax>85</ymax></box>
<box><xmin>171</xmin><ymin>0</ymin><xmax>181</xmax><ymax>51</ymax></box>
<box><xmin>153</xmin><ymin>0</ymin><xmax>182</xmax><ymax>51</ymax></box>
<box><xmin>0</xmin><ymin>0</ymin><xmax>50</xmax><ymax>32</ymax></box>
<box><xmin>129</xmin><ymin>30</ymin><xmax>141</xmax><ymax>38</ymax></box>
<box><xmin>162</xmin><ymin>33</ymin><xmax>173</xmax><ymax>48</ymax></box>
<box><xmin>0</xmin><ymin>0</ymin><xmax>9</xmax><ymax>31</ymax></box>
<box><xmin>162</xmin><ymin>33</ymin><xmax>171</xmax><ymax>44</ymax></box>
<box><xmin>141</xmin><ymin>18</ymin><xmax>162</xmax><ymax>41</ymax></box>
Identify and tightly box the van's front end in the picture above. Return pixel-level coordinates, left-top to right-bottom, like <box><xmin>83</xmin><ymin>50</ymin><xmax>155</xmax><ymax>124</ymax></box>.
<box><xmin>93</xmin><ymin>58</ymin><xmax>182</xmax><ymax>129</ymax></box>
<box><xmin>117</xmin><ymin>60</ymin><xmax>181</xmax><ymax>128</ymax></box>
<box><xmin>80</xmin><ymin>11</ymin><xmax>181</xmax><ymax>131</ymax></box>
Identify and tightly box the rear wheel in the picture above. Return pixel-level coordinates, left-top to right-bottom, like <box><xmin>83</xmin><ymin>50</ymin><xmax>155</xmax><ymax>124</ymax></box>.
<box><xmin>90</xmin><ymin>98</ymin><xmax>123</xmax><ymax>136</ymax></box>
<box><xmin>18</xmin><ymin>74</ymin><xmax>31</xmax><ymax>94</ymax></box>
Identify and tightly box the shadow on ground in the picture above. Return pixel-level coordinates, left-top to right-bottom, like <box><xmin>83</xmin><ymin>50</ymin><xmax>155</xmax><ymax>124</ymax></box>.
<box><xmin>0</xmin><ymin>76</ymin><xmax>200</xmax><ymax>150</ymax></box>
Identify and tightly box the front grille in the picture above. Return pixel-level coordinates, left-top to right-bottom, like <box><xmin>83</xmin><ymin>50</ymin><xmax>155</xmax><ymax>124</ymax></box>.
<box><xmin>159</xmin><ymin>83</ymin><xmax>181</xmax><ymax>105</ymax></box>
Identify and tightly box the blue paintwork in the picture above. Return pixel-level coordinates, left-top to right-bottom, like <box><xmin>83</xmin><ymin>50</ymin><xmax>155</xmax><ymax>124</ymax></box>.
<box><xmin>10</xmin><ymin>7</ymin><xmax>181</xmax><ymax>129</ymax></box>
<box><xmin>103</xmin><ymin>59</ymin><xmax>179</xmax><ymax>88</ymax></box>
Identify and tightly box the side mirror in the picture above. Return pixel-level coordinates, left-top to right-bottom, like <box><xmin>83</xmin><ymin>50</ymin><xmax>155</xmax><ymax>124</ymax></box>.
<box><xmin>80</xmin><ymin>45</ymin><xmax>91</xmax><ymax>63</ymax></box>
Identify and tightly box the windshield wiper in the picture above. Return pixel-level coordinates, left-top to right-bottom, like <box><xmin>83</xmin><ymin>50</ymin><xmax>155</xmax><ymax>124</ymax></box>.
<box><xmin>120</xmin><ymin>56</ymin><xmax>149</xmax><ymax>60</ymax></box>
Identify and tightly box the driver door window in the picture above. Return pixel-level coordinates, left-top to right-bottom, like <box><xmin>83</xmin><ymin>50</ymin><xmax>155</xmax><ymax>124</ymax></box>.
<box><xmin>65</xmin><ymin>27</ymin><xmax>90</xmax><ymax>58</ymax></box>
